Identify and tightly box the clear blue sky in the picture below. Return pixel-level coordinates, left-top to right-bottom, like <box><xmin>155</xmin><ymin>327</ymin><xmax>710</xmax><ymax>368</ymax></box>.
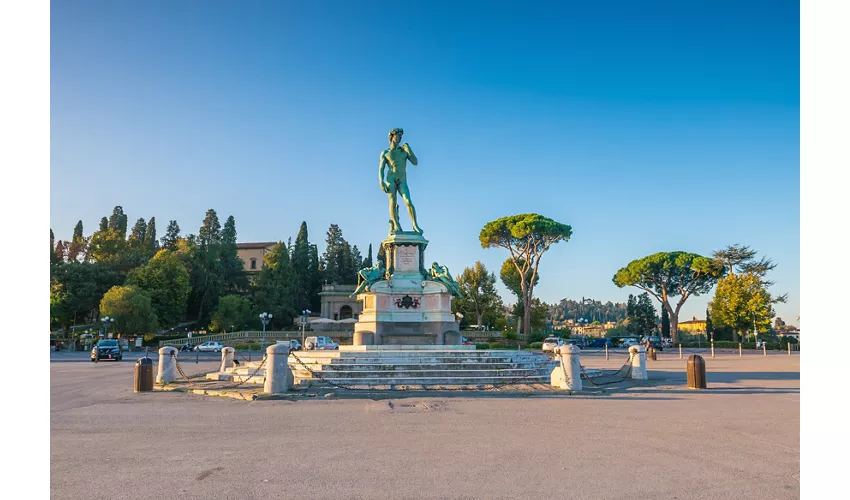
<box><xmin>50</xmin><ymin>0</ymin><xmax>800</xmax><ymax>325</ymax></box>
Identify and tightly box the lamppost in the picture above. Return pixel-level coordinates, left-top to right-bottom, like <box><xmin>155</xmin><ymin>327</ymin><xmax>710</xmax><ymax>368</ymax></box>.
<box><xmin>301</xmin><ymin>309</ymin><xmax>311</xmax><ymax>345</ymax></box>
<box><xmin>259</xmin><ymin>312</ymin><xmax>272</xmax><ymax>347</ymax></box>
<box><xmin>752</xmin><ymin>310</ymin><xmax>758</xmax><ymax>347</ymax></box>
<box><xmin>101</xmin><ymin>316</ymin><xmax>113</xmax><ymax>338</ymax></box>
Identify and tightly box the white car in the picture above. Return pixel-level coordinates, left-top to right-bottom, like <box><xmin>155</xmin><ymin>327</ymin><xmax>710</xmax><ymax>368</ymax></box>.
<box><xmin>304</xmin><ymin>336</ymin><xmax>339</xmax><ymax>351</ymax></box>
<box><xmin>620</xmin><ymin>338</ymin><xmax>640</xmax><ymax>348</ymax></box>
<box><xmin>541</xmin><ymin>337</ymin><xmax>565</xmax><ymax>353</ymax></box>
<box><xmin>277</xmin><ymin>339</ymin><xmax>302</xmax><ymax>351</ymax></box>
<box><xmin>194</xmin><ymin>341</ymin><xmax>224</xmax><ymax>352</ymax></box>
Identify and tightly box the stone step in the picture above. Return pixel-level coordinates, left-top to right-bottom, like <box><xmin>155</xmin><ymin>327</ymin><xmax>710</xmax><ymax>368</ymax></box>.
<box><xmin>292</xmin><ymin>369</ymin><xmax>554</xmax><ymax>379</ymax></box>
<box><xmin>297</xmin><ymin>355</ymin><xmax>547</xmax><ymax>364</ymax></box>
<box><xmin>296</xmin><ymin>376</ymin><xmax>554</xmax><ymax>386</ymax></box>
<box><xmin>299</xmin><ymin>362</ymin><xmax>552</xmax><ymax>371</ymax></box>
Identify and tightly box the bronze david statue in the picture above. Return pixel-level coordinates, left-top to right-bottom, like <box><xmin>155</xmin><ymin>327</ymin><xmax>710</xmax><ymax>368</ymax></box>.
<box><xmin>379</xmin><ymin>128</ymin><xmax>423</xmax><ymax>234</ymax></box>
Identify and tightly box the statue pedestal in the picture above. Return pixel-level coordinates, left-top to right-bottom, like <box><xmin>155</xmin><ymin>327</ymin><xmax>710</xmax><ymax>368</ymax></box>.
<box><xmin>353</xmin><ymin>232</ymin><xmax>460</xmax><ymax>345</ymax></box>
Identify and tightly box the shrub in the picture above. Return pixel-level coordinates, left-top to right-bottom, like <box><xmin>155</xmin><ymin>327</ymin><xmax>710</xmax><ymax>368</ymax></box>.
<box><xmin>529</xmin><ymin>342</ymin><xmax>543</xmax><ymax>349</ymax></box>
<box><xmin>488</xmin><ymin>342</ymin><xmax>504</xmax><ymax>349</ymax></box>
<box><xmin>504</xmin><ymin>331</ymin><xmax>518</xmax><ymax>340</ymax></box>
<box><xmin>475</xmin><ymin>343</ymin><xmax>490</xmax><ymax>350</ymax></box>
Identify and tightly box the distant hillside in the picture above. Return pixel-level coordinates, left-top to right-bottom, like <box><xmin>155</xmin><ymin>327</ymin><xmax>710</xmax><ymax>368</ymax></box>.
<box><xmin>548</xmin><ymin>298</ymin><xmax>627</xmax><ymax>324</ymax></box>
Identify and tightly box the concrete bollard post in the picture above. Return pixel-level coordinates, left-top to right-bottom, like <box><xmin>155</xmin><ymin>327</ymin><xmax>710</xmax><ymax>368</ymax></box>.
<box><xmin>788</xmin><ymin>342</ymin><xmax>791</xmax><ymax>356</ymax></box>
<box><xmin>263</xmin><ymin>344</ymin><xmax>293</xmax><ymax>394</ymax></box>
<box><xmin>221</xmin><ymin>347</ymin><xmax>235</xmax><ymax>371</ymax></box>
<box><xmin>679</xmin><ymin>344</ymin><xmax>683</xmax><ymax>359</ymax></box>
<box><xmin>711</xmin><ymin>341</ymin><xmax>715</xmax><ymax>359</ymax></box>
<box><xmin>763</xmin><ymin>342</ymin><xmax>767</xmax><ymax>356</ymax></box>
<box><xmin>605</xmin><ymin>344</ymin><xmax>609</xmax><ymax>360</ymax></box>
<box><xmin>550</xmin><ymin>345</ymin><xmax>581</xmax><ymax>390</ymax></box>
<box><xmin>739</xmin><ymin>343</ymin><xmax>742</xmax><ymax>357</ymax></box>
<box><xmin>156</xmin><ymin>346</ymin><xmax>179</xmax><ymax>384</ymax></box>
<box><xmin>629</xmin><ymin>345</ymin><xmax>648</xmax><ymax>380</ymax></box>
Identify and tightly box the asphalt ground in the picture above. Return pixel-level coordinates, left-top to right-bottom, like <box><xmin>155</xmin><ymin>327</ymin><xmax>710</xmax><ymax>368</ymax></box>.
<box><xmin>50</xmin><ymin>349</ymin><xmax>799</xmax><ymax>500</ymax></box>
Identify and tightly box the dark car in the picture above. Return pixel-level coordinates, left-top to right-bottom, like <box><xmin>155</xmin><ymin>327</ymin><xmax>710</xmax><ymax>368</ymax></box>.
<box><xmin>642</xmin><ymin>336</ymin><xmax>664</xmax><ymax>351</ymax></box>
<box><xmin>586</xmin><ymin>338</ymin><xmax>613</xmax><ymax>349</ymax></box>
<box><xmin>91</xmin><ymin>339</ymin><xmax>122</xmax><ymax>362</ymax></box>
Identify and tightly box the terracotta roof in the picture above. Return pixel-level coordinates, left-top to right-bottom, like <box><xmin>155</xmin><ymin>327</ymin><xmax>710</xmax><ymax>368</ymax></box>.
<box><xmin>236</xmin><ymin>242</ymin><xmax>277</xmax><ymax>249</ymax></box>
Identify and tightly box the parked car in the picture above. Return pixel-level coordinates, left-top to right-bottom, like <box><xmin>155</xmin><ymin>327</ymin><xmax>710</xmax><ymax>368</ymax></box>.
<box><xmin>461</xmin><ymin>337</ymin><xmax>474</xmax><ymax>345</ymax></box>
<box><xmin>620</xmin><ymin>337</ymin><xmax>640</xmax><ymax>348</ymax></box>
<box><xmin>661</xmin><ymin>338</ymin><xmax>673</xmax><ymax>348</ymax></box>
<box><xmin>277</xmin><ymin>339</ymin><xmax>302</xmax><ymax>351</ymax></box>
<box><xmin>642</xmin><ymin>335</ymin><xmax>664</xmax><ymax>351</ymax></box>
<box><xmin>541</xmin><ymin>337</ymin><xmax>565</xmax><ymax>353</ymax></box>
<box><xmin>586</xmin><ymin>338</ymin><xmax>613</xmax><ymax>349</ymax></box>
<box><xmin>194</xmin><ymin>341</ymin><xmax>224</xmax><ymax>353</ymax></box>
<box><xmin>304</xmin><ymin>336</ymin><xmax>339</xmax><ymax>351</ymax></box>
<box><xmin>91</xmin><ymin>339</ymin><xmax>122</xmax><ymax>362</ymax></box>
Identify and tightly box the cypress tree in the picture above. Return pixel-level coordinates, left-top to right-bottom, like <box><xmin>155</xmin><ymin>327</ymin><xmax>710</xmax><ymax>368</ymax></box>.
<box><xmin>363</xmin><ymin>244</ymin><xmax>373</xmax><ymax>268</ymax></box>
<box><xmin>99</xmin><ymin>217</ymin><xmax>108</xmax><ymax>233</ymax></box>
<box><xmin>198</xmin><ymin>209</ymin><xmax>221</xmax><ymax>248</ymax></box>
<box><xmin>143</xmin><ymin>217</ymin><xmax>158</xmax><ymax>252</ymax></box>
<box><xmin>292</xmin><ymin>222</ymin><xmax>311</xmax><ymax>310</ymax></box>
<box><xmin>221</xmin><ymin>216</ymin><xmax>237</xmax><ymax>245</ymax></box>
<box><xmin>50</xmin><ymin>229</ymin><xmax>60</xmax><ymax>265</ymax></box>
<box><xmin>129</xmin><ymin>218</ymin><xmax>147</xmax><ymax>247</ymax></box>
<box><xmin>161</xmin><ymin>220</ymin><xmax>180</xmax><ymax>250</ymax></box>
<box><xmin>54</xmin><ymin>240</ymin><xmax>66</xmax><ymax>263</ymax></box>
<box><xmin>67</xmin><ymin>220</ymin><xmax>86</xmax><ymax>262</ymax></box>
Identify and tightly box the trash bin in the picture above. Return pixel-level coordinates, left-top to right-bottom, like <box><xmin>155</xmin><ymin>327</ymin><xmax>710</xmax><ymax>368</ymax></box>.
<box><xmin>648</xmin><ymin>347</ymin><xmax>657</xmax><ymax>360</ymax></box>
<box><xmin>686</xmin><ymin>354</ymin><xmax>706</xmax><ymax>389</ymax></box>
<box><xmin>134</xmin><ymin>357</ymin><xmax>154</xmax><ymax>392</ymax></box>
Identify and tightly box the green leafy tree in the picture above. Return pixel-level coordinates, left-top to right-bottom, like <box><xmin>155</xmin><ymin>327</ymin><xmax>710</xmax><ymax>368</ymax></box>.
<box><xmin>126</xmin><ymin>249</ymin><xmax>191</xmax><ymax>328</ymax></box>
<box><xmin>612</xmin><ymin>251</ymin><xmax>725</xmax><ymax>343</ymax></box>
<box><xmin>209</xmin><ymin>295</ymin><xmax>252</xmax><ymax>333</ymax></box>
<box><xmin>143</xmin><ymin>217</ymin><xmax>158</xmax><ymax>254</ymax></box>
<box><xmin>452</xmin><ymin>261</ymin><xmax>504</xmax><ymax>327</ymax></box>
<box><xmin>481</xmin><ymin>214</ymin><xmax>571</xmax><ymax>335</ymax></box>
<box><xmin>322</xmin><ymin>224</ymin><xmax>345</xmax><ymax>284</ymax></box>
<box><xmin>252</xmin><ymin>242</ymin><xmax>297</xmax><ymax>328</ymax></box>
<box><xmin>99</xmin><ymin>285</ymin><xmax>159</xmax><ymax>334</ymax></box>
<box><xmin>626</xmin><ymin>293</ymin><xmax>657</xmax><ymax>337</ymax></box>
<box><xmin>98</xmin><ymin>217</ymin><xmax>108</xmax><ymax>233</ymax></box>
<box><xmin>709</xmin><ymin>273</ymin><xmax>775</xmax><ymax>342</ymax></box>
<box><xmin>50</xmin><ymin>262</ymin><xmax>123</xmax><ymax>330</ymax></box>
<box><xmin>160</xmin><ymin>220</ymin><xmax>181</xmax><ymax>250</ymax></box>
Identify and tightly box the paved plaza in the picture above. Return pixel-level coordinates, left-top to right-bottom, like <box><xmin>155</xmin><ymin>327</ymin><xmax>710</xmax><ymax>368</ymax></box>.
<box><xmin>50</xmin><ymin>349</ymin><xmax>799</xmax><ymax>500</ymax></box>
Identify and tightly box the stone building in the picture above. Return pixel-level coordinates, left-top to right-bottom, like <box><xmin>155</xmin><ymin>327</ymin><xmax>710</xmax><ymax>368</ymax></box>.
<box><xmin>235</xmin><ymin>242</ymin><xmax>276</xmax><ymax>279</ymax></box>
<box><xmin>319</xmin><ymin>284</ymin><xmax>362</xmax><ymax>320</ymax></box>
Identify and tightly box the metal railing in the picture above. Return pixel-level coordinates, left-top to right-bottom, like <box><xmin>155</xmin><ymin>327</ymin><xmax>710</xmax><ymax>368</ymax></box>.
<box><xmin>159</xmin><ymin>330</ymin><xmax>356</xmax><ymax>347</ymax></box>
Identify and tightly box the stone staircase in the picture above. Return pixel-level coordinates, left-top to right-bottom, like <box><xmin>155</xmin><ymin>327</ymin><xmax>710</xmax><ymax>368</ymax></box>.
<box><xmin>207</xmin><ymin>345</ymin><xmax>560</xmax><ymax>389</ymax></box>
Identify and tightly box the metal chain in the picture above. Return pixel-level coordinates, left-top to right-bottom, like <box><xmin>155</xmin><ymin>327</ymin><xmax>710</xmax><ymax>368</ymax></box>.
<box><xmin>580</xmin><ymin>353</ymin><xmax>634</xmax><ymax>386</ymax></box>
<box><xmin>288</xmin><ymin>350</ymin><xmax>556</xmax><ymax>392</ymax></box>
<box><xmin>171</xmin><ymin>352</ymin><xmax>267</xmax><ymax>391</ymax></box>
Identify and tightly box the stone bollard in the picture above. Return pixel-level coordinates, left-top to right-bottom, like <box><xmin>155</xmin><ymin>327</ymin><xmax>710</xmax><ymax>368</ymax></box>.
<box><xmin>156</xmin><ymin>346</ymin><xmax>179</xmax><ymax>384</ymax></box>
<box><xmin>220</xmin><ymin>347</ymin><xmax>235</xmax><ymax>371</ymax></box>
<box><xmin>443</xmin><ymin>331</ymin><xmax>461</xmax><ymax>345</ymax></box>
<box><xmin>550</xmin><ymin>344</ymin><xmax>582</xmax><ymax>391</ymax></box>
<box><xmin>628</xmin><ymin>345</ymin><xmax>648</xmax><ymax>380</ymax></box>
<box><xmin>263</xmin><ymin>344</ymin><xmax>293</xmax><ymax>394</ymax></box>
